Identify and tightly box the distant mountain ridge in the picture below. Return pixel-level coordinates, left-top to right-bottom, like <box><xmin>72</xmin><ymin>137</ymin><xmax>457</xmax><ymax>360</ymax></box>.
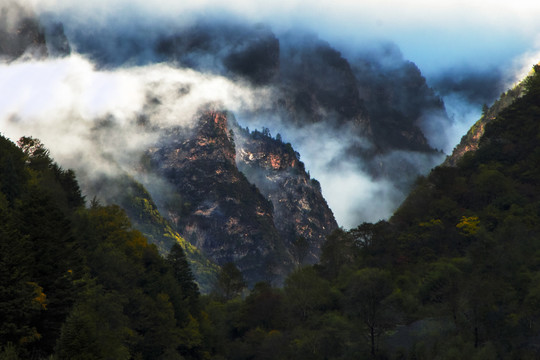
<box><xmin>142</xmin><ymin>110</ymin><xmax>337</xmax><ymax>285</ymax></box>
<box><xmin>1</xmin><ymin>8</ymin><xmax>452</xmax><ymax>283</ymax></box>
<box><xmin>445</xmin><ymin>77</ymin><xmax>527</xmax><ymax>166</ymax></box>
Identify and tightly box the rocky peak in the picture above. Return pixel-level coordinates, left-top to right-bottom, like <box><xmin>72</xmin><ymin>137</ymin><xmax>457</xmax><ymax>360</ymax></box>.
<box><xmin>232</xmin><ymin>122</ymin><xmax>338</xmax><ymax>264</ymax></box>
<box><xmin>141</xmin><ymin>110</ymin><xmax>338</xmax><ymax>283</ymax></box>
<box><xmin>444</xmin><ymin>80</ymin><xmax>526</xmax><ymax>166</ymax></box>
<box><xmin>146</xmin><ymin>111</ymin><xmax>293</xmax><ymax>285</ymax></box>
<box><xmin>0</xmin><ymin>4</ymin><xmax>47</xmax><ymax>60</ymax></box>
<box><xmin>194</xmin><ymin>111</ymin><xmax>236</xmax><ymax>163</ymax></box>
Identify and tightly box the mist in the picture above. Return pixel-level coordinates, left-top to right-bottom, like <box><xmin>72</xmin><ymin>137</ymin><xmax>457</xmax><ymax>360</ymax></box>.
<box><xmin>2</xmin><ymin>0</ymin><xmax>540</xmax><ymax>229</ymax></box>
<box><xmin>0</xmin><ymin>54</ymin><xmax>271</xmax><ymax>190</ymax></box>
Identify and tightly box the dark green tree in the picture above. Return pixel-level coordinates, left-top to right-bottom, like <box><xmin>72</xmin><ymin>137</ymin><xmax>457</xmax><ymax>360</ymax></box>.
<box><xmin>0</xmin><ymin>194</ymin><xmax>44</xmax><ymax>351</ymax></box>
<box><xmin>214</xmin><ymin>262</ymin><xmax>246</xmax><ymax>301</ymax></box>
<box><xmin>344</xmin><ymin>268</ymin><xmax>395</xmax><ymax>357</ymax></box>
<box><xmin>319</xmin><ymin>229</ymin><xmax>357</xmax><ymax>279</ymax></box>
<box><xmin>167</xmin><ymin>242</ymin><xmax>200</xmax><ymax>312</ymax></box>
<box><xmin>55</xmin><ymin>283</ymin><xmax>130</xmax><ymax>360</ymax></box>
<box><xmin>0</xmin><ymin>136</ymin><xmax>27</xmax><ymax>205</ymax></box>
<box><xmin>284</xmin><ymin>267</ymin><xmax>333</xmax><ymax>323</ymax></box>
<box><xmin>292</xmin><ymin>236</ymin><xmax>310</xmax><ymax>267</ymax></box>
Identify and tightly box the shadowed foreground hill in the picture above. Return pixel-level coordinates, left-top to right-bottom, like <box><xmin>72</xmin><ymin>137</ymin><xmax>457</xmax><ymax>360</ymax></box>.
<box><xmin>0</xmin><ymin>136</ymin><xmax>205</xmax><ymax>359</ymax></box>
<box><xmin>3</xmin><ymin>66</ymin><xmax>540</xmax><ymax>359</ymax></box>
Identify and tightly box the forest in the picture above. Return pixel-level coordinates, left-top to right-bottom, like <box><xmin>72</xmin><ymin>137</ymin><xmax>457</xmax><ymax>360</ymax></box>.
<box><xmin>3</xmin><ymin>66</ymin><xmax>540</xmax><ymax>359</ymax></box>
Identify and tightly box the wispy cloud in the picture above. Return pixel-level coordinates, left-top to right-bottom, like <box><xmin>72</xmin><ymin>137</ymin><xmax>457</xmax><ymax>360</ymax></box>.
<box><xmin>3</xmin><ymin>0</ymin><xmax>540</xmax><ymax>229</ymax></box>
<box><xmin>0</xmin><ymin>54</ymin><xmax>269</xmax><ymax>182</ymax></box>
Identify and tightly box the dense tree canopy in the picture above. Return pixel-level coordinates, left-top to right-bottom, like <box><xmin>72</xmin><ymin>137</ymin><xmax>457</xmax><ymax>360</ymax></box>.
<box><xmin>3</xmin><ymin>66</ymin><xmax>540</xmax><ymax>359</ymax></box>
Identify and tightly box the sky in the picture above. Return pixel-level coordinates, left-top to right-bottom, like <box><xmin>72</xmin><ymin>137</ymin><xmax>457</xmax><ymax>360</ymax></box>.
<box><xmin>26</xmin><ymin>0</ymin><xmax>540</xmax><ymax>79</ymax></box>
<box><xmin>3</xmin><ymin>0</ymin><xmax>540</xmax><ymax>228</ymax></box>
<box><xmin>26</xmin><ymin>0</ymin><xmax>540</xmax><ymax>146</ymax></box>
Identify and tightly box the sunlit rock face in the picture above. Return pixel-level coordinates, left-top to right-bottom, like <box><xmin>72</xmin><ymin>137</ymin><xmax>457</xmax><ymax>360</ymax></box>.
<box><xmin>144</xmin><ymin>111</ymin><xmax>337</xmax><ymax>285</ymax></box>
<box><xmin>445</xmin><ymin>83</ymin><xmax>526</xmax><ymax>167</ymax></box>
<box><xmin>1</xmin><ymin>8</ymin><xmax>451</xmax><ymax>281</ymax></box>
<box><xmin>233</xmin><ymin>119</ymin><xmax>338</xmax><ymax>264</ymax></box>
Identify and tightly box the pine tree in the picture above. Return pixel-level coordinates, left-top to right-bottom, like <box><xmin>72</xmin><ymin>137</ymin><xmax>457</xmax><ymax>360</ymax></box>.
<box><xmin>167</xmin><ymin>243</ymin><xmax>200</xmax><ymax>311</ymax></box>
<box><xmin>214</xmin><ymin>262</ymin><xmax>246</xmax><ymax>301</ymax></box>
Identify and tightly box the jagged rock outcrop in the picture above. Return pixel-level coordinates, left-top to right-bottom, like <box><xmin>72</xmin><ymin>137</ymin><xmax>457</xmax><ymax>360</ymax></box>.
<box><xmin>0</xmin><ymin>3</ymin><xmax>47</xmax><ymax>60</ymax></box>
<box><xmin>147</xmin><ymin>111</ymin><xmax>294</xmax><ymax>285</ymax></box>
<box><xmin>444</xmin><ymin>79</ymin><xmax>526</xmax><ymax>166</ymax></box>
<box><xmin>232</xmin><ymin>120</ymin><xmax>338</xmax><ymax>264</ymax></box>
<box><xmin>141</xmin><ymin>110</ymin><xmax>338</xmax><ymax>285</ymax></box>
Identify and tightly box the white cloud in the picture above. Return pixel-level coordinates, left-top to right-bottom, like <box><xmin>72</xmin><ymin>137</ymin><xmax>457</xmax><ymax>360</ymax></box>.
<box><xmin>4</xmin><ymin>0</ymin><xmax>540</xmax><ymax>228</ymax></box>
<box><xmin>0</xmin><ymin>53</ymin><xmax>269</xmax><ymax>182</ymax></box>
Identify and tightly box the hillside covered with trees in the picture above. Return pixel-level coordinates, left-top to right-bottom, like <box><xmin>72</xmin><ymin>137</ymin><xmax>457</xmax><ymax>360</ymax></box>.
<box><xmin>4</xmin><ymin>66</ymin><xmax>540</xmax><ymax>359</ymax></box>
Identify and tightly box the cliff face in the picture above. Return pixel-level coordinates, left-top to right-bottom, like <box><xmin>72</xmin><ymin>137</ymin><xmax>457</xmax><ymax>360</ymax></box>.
<box><xmin>233</xmin><ymin>121</ymin><xmax>338</xmax><ymax>264</ymax></box>
<box><xmin>444</xmin><ymin>80</ymin><xmax>526</xmax><ymax>166</ymax></box>
<box><xmin>147</xmin><ymin>112</ymin><xmax>292</xmax><ymax>285</ymax></box>
<box><xmin>276</xmin><ymin>33</ymin><xmax>369</xmax><ymax>131</ymax></box>
<box><xmin>142</xmin><ymin>111</ymin><xmax>338</xmax><ymax>285</ymax></box>
<box><xmin>0</xmin><ymin>3</ymin><xmax>47</xmax><ymax>60</ymax></box>
<box><xmin>352</xmin><ymin>58</ymin><xmax>443</xmax><ymax>153</ymax></box>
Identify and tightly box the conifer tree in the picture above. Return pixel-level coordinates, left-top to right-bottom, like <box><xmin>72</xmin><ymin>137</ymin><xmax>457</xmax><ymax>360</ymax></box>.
<box><xmin>167</xmin><ymin>243</ymin><xmax>200</xmax><ymax>311</ymax></box>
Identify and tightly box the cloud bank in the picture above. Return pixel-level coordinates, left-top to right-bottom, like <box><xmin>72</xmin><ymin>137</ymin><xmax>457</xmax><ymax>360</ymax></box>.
<box><xmin>3</xmin><ymin>0</ymin><xmax>540</xmax><ymax>229</ymax></box>
<box><xmin>0</xmin><ymin>54</ymin><xmax>270</xmax><ymax>184</ymax></box>
<box><xmin>25</xmin><ymin>0</ymin><xmax>539</xmax><ymax>150</ymax></box>
<box><xmin>23</xmin><ymin>0</ymin><xmax>540</xmax><ymax>74</ymax></box>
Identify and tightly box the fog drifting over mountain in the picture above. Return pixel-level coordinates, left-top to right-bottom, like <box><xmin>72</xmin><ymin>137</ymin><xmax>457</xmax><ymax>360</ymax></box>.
<box><xmin>2</xmin><ymin>0</ymin><xmax>540</xmax><ymax>228</ymax></box>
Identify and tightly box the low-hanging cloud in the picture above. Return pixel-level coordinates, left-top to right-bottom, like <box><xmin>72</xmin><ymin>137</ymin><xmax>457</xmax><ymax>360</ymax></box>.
<box><xmin>0</xmin><ymin>54</ymin><xmax>272</xmax><ymax>186</ymax></box>
<box><xmin>20</xmin><ymin>0</ymin><xmax>540</xmax><ymax>152</ymax></box>
<box><xmin>4</xmin><ymin>0</ymin><xmax>540</xmax><ymax>230</ymax></box>
<box><xmin>21</xmin><ymin>0</ymin><xmax>540</xmax><ymax>73</ymax></box>
<box><xmin>0</xmin><ymin>50</ymin><xmax>443</xmax><ymax>229</ymax></box>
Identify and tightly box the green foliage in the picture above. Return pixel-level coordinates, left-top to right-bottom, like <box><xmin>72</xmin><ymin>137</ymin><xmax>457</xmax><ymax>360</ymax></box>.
<box><xmin>284</xmin><ymin>267</ymin><xmax>334</xmax><ymax>323</ymax></box>
<box><xmin>5</xmin><ymin>66</ymin><xmax>540</xmax><ymax>358</ymax></box>
<box><xmin>0</xmin><ymin>343</ymin><xmax>20</xmax><ymax>360</ymax></box>
<box><xmin>167</xmin><ymin>242</ymin><xmax>200</xmax><ymax>312</ymax></box>
<box><xmin>319</xmin><ymin>228</ymin><xmax>357</xmax><ymax>278</ymax></box>
<box><xmin>0</xmin><ymin>135</ymin><xmax>207</xmax><ymax>359</ymax></box>
<box><xmin>344</xmin><ymin>268</ymin><xmax>395</xmax><ymax>357</ymax></box>
<box><xmin>213</xmin><ymin>262</ymin><xmax>246</xmax><ymax>301</ymax></box>
<box><xmin>102</xmin><ymin>174</ymin><xmax>219</xmax><ymax>293</ymax></box>
<box><xmin>55</xmin><ymin>283</ymin><xmax>130</xmax><ymax>360</ymax></box>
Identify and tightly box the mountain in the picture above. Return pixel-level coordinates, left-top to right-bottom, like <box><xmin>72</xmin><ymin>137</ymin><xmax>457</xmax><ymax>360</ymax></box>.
<box><xmin>445</xmin><ymin>76</ymin><xmax>527</xmax><ymax>166</ymax></box>
<box><xmin>147</xmin><ymin>111</ymin><xmax>290</xmax><ymax>284</ymax></box>
<box><xmin>5</xmin><ymin>4</ymin><xmax>540</xmax><ymax>358</ymax></box>
<box><xmin>142</xmin><ymin>110</ymin><xmax>337</xmax><ymax>285</ymax></box>
<box><xmin>2</xmin><ymin>8</ymin><xmax>449</xmax><ymax>283</ymax></box>
<box><xmin>0</xmin><ymin>2</ymin><xmax>70</xmax><ymax>60</ymax></box>
<box><xmin>350</xmin><ymin>64</ymin><xmax>540</xmax><ymax>357</ymax></box>
<box><xmin>180</xmin><ymin>64</ymin><xmax>540</xmax><ymax>360</ymax></box>
<box><xmin>85</xmin><ymin>173</ymin><xmax>219</xmax><ymax>293</ymax></box>
<box><xmin>232</xmin><ymin>116</ymin><xmax>338</xmax><ymax>265</ymax></box>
